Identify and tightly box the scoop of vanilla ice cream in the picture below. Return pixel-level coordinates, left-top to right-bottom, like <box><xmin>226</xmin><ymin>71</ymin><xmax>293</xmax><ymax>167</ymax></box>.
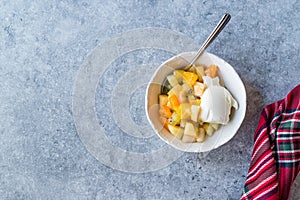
<box><xmin>200</xmin><ymin>76</ymin><xmax>238</xmax><ymax>124</ymax></box>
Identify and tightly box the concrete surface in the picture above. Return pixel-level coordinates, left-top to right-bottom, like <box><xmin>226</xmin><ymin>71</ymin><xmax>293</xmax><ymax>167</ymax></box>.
<box><xmin>1</xmin><ymin>0</ymin><xmax>299</xmax><ymax>199</ymax></box>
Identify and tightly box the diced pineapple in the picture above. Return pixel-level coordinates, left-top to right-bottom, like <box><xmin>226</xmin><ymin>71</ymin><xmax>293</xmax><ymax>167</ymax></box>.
<box><xmin>173</xmin><ymin>70</ymin><xmax>185</xmax><ymax>83</ymax></box>
<box><xmin>168</xmin><ymin>124</ymin><xmax>184</xmax><ymax>140</ymax></box>
<box><xmin>169</xmin><ymin>112</ymin><xmax>181</xmax><ymax>126</ymax></box>
<box><xmin>191</xmin><ymin>105</ymin><xmax>201</xmax><ymax>122</ymax></box>
<box><xmin>167</xmin><ymin>75</ymin><xmax>179</xmax><ymax>87</ymax></box>
<box><xmin>184</xmin><ymin>122</ymin><xmax>197</xmax><ymax>137</ymax></box>
<box><xmin>180</xmin><ymin>103</ymin><xmax>191</xmax><ymax>120</ymax></box>
<box><xmin>159</xmin><ymin>95</ymin><xmax>168</xmax><ymax>106</ymax></box>
<box><xmin>193</xmin><ymin>82</ymin><xmax>206</xmax><ymax>97</ymax></box>
<box><xmin>203</xmin><ymin>123</ymin><xmax>215</xmax><ymax>136</ymax></box>
<box><xmin>205</xmin><ymin>65</ymin><xmax>219</xmax><ymax>78</ymax></box>
<box><xmin>168</xmin><ymin>84</ymin><xmax>182</xmax><ymax>98</ymax></box>
<box><xmin>195</xmin><ymin>66</ymin><xmax>205</xmax><ymax>82</ymax></box>
<box><xmin>196</xmin><ymin>128</ymin><xmax>206</xmax><ymax>143</ymax></box>
<box><xmin>182</xmin><ymin>71</ymin><xmax>198</xmax><ymax>86</ymax></box>
<box><xmin>182</xmin><ymin>135</ymin><xmax>195</xmax><ymax>143</ymax></box>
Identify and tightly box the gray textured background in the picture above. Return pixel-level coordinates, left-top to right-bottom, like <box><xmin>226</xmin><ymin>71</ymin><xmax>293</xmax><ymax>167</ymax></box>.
<box><xmin>1</xmin><ymin>0</ymin><xmax>300</xmax><ymax>199</ymax></box>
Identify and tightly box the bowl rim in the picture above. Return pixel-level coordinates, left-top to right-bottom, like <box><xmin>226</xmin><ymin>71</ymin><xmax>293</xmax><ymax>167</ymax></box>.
<box><xmin>145</xmin><ymin>51</ymin><xmax>247</xmax><ymax>152</ymax></box>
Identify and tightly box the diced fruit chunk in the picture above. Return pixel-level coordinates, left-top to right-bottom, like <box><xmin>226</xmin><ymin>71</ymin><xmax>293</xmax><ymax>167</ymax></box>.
<box><xmin>158</xmin><ymin>63</ymin><xmax>224</xmax><ymax>144</ymax></box>
<box><xmin>168</xmin><ymin>94</ymin><xmax>180</xmax><ymax>109</ymax></box>
<box><xmin>177</xmin><ymin>91</ymin><xmax>188</xmax><ymax>103</ymax></box>
<box><xmin>168</xmin><ymin>84</ymin><xmax>182</xmax><ymax>98</ymax></box>
<box><xmin>194</xmin><ymin>82</ymin><xmax>206</xmax><ymax>97</ymax></box>
<box><xmin>196</xmin><ymin>128</ymin><xmax>206</xmax><ymax>143</ymax></box>
<box><xmin>173</xmin><ymin>70</ymin><xmax>185</xmax><ymax>83</ymax></box>
<box><xmin>184</xmin><ymin>122</ymin><xmax>197</xmax><ymax>137</ymax></box>
<box><xmin>182</xmin><ymin>71</ymin><xmax>198</xmax><ymax>86</ymax></box>
<box><xmin>191</xmin><ymin>105</ymin><xmax>201</xmax><ymax>122</ymax></box>
<box><xmin>195</xmin><ymin>66</ymin><xmax>205</xmax><ymax>82</ymax></box>
<box><xmin>180</xmin><ymin>103</ymin><xmax>191</xmax><ymax>120</ymax></box>
<box><xmin>182</xmin><ymin>135</ymin><xmax>195</xmax><ymax>143</ymax></box>
<box><xmin>169</xmin><ymin>112</ymin><xmax>181</xmax><ymax>126</ymax></box>
<box><xmin>168</xmin><ymin>124</ymin><xmax>184</xmax><ymax>140</ymax></box>
<box><xmin>182</xmin><ymin>83</ymin><xmax>192</xmax><ymax>92</ymax></box>
<box><xmin>159</xmin><ymin>105</ymin><xmax>172</xmax><ymax>118</ymax></box>
<box><xmin>167</xmin><ymin>75</ymin><xmax>179</xmax><ymax>87</ymax></box>
<box><xmin>159</xmin><ymin>95</ymin><xmax>168</xmax><ymax>106</ymax></box>
<box><xmin>203</xmin><ymin>123</ymin><xmax>215</xmax><ymax>136</ymax></box>
<box><xmin>205</xmin><ymin>65</ymin><xmax>219</xmax><ymax>78</ymax></box>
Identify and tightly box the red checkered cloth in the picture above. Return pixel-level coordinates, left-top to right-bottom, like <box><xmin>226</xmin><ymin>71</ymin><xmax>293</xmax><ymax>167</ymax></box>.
<box><xmin>241</xmin><ymin>84</ymin><xmax>300</xmax><ymax>200</ymax></box>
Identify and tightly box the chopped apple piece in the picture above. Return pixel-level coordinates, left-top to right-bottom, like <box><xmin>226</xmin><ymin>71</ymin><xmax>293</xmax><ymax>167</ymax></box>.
<box><xmin>194</xmin><ymin>82</ymin><xmax>206</xmax><ymax>97</ymax></box>
<box><xmin>196</xmin><ymin>128</ymin><xmax>206</xmax><ymax>143</ymax></box>
<box><xmin>168</xmin><ymin>124</ymin><xmax>184</xmax><ymax>140</ymax></box>
<box><xmin>182</xmin><ymin>135</ymin><xmax>195</xmax><ymax>143</ymax></box>
<box><xmin>168</xmin><ymin>84</ymin><xmax>182</xmax><ymax>98</ymax></box>
<box><xmin>180</xmin><ymin>103</ymin><xmax>191</xmax><ymax>120</ymax></box>
<box><xmin>191</xmin><ymin>105</ymin><xmax>201</xmax><ymax>122</ymax></box>
<box><xmin>184</xmin><ymin>122</ymin><xmax>197</xmax><ymax>137</ymax></box>
<box><xmin>178</xmin><ymin>90</ymin><xmax>188</xmax><ymax>103</ymax></box>
<box><xmin>167</xmin><ymin>75</ymin><xmax>179</xmax><ymax>87</ymax></box>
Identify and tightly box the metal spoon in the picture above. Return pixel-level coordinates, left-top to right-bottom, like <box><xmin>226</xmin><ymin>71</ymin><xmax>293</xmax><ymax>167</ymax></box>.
<box><xmin>185</xmin><ymin>13</ymin><xmax>231</xmax><ymax>70</ymax></box>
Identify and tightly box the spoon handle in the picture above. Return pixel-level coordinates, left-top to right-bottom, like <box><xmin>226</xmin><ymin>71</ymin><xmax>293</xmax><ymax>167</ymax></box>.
<box><xmin>188</xmin><ymin>13</ymin><xmax>231</xmax><ymax>67</ymax></box>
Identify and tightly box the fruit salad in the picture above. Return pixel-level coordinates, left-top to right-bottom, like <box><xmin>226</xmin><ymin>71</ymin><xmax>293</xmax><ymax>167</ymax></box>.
<box><xmin>159</xmin><ymin>64</ymin><xmax>238</xmax><ymax>143</ymax></box>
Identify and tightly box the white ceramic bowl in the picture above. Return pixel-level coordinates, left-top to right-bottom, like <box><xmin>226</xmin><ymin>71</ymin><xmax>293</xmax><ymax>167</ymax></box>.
<box><xmin>145</xmin><ymin>51</ymin><xmax>246</xmax><ymax>152</ymax></box>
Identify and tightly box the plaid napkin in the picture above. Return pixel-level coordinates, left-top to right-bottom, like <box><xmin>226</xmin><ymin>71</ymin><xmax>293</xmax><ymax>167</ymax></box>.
<box><xmin>241</xmin><ymin>84</ymin><xmax>300</xmax><ymax>200</ymax></box>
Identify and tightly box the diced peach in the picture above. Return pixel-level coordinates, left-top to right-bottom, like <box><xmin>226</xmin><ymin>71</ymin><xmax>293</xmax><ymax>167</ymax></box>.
<box><xmin>159</xmin><ymin>105</ymin><xmax>172</xmax><ymax>118</ymax></box>
<box><xmin>205</xmin><ymin>64</ymin><xmax>219</xmax><ymax>78</ymax></box>
<box><xmin>168</xmin><ymin>95</ymin><xmax>180</xmax><ymax>109</ymax></box>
